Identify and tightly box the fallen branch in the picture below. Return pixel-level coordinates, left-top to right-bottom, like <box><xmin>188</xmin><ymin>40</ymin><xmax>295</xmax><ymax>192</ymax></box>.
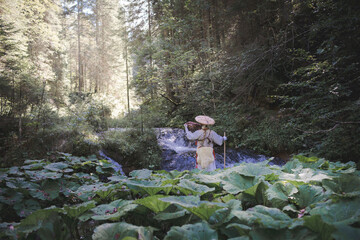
<box><xmin>295</xmin><ymin>124</ymin><xmax>340</xmax><ymax>134</ymax></box>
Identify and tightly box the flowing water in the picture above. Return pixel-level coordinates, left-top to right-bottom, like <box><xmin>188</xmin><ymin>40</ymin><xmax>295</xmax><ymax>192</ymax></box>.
<box><xmin>154</xmin><ymin>128</ymin><xmax>275</xmax><ymax>171</ymax></box>
<box><xmin>101</xmin><ymin>128</ymin><xmax>285</xmax><ymax>174</ymax></box>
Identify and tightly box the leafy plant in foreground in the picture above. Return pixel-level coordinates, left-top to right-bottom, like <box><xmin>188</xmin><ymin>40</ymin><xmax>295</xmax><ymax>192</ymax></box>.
<box><xmin>0</xmin><ymin>153</ymin><xmax>359</xmax><ymax>239</ymax></box>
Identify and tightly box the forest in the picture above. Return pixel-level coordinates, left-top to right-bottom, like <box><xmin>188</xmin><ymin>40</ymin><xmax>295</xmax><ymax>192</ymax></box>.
<box><xmin>0</xmin><ymin>0</ymin><xmax>360</xmax><ymax>239</ymax></box>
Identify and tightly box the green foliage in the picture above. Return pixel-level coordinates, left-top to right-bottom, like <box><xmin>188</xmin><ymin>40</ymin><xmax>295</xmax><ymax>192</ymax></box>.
<box><xmin>102</xmin><ymin>129</ymin><xmax>162</xmax><ymax>170</ymax></box>
<box><xmin>0</xmin><ymin>154</ymin><xmax>359</xmax><ymax>239</ymax></box>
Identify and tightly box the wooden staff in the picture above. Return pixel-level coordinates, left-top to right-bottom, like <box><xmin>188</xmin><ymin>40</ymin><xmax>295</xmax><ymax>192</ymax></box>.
<box><xmin>224</xmin><ymin>132</ymin><xmax>226</xmax><ymax>169</ymax></box>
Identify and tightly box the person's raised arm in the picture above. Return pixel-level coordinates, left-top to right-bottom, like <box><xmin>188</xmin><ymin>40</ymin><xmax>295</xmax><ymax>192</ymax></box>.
<box><xmin>184</xmin><ymin>124</ymin><xmax>203</xmax><ymax>140</ymax></box>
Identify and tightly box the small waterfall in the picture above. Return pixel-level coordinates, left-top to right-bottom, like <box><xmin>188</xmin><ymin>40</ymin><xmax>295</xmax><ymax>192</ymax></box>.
<box><xmin>155</xmin><ymin>128</ymin><xmax>279</xmax><ymax>172</ymax></box>
<box><xmin>99</xmin><ymin>128</ymin><xmax>285</xmax><ymax>173</ymax></box>
<box><xmin>99</xmin><ymin>150</ymin><xmax>125</xmax><ymax>175</ymax></box>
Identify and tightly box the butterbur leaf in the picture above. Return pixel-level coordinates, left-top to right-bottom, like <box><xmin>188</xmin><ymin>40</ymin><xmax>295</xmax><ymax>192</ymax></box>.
<box><xmin>44</xmin><ymin>162</ymin><xmax>71</xmax><ymax>172</ymax></box>
<box><xmin>21</xmin><ymin>163</ymin><xmax>45</xmax><ymax>170</ymax></box>
<box><xmin>249</xmin><ymin>228</ymin><xmax>318</xmax><ymax>240</ymax></box>
<box><xmin>248</xmin><ymin>205</ymin><xmax>292</xmax><ymax>229</ymax></box>
<box><xmin>231</xmin><ymin>163</ymin><xmax>274</xmax><ymax>177</ymax></box>
<box><xmin>332</xmin><ymin>225</ymin><xmax>360</xmax><ymax>240</ymax></box>
<box><xmin>126</xmin><ymin>180</ymin><xmax>172</xmax><ymax>196</ymax></box>
<box><xmin>92</xmin><ymin>222</ymin><xmax>153</xmax><ymax>240</ymax></box>
<box><xmin>91</xmin><ymin>199</ymin><xmax>137</xmax><ymax>221</ymax></box>
<box><xmin>280</xmin><ymin>168</ymin><xmax>332</xmax><ymax>183</ymax></box>
<box><xmin>29</xmin><ymin>180</ymin><xmax>60</xmax><ymax>201</ymax></box>
<box><xmin>293</xmin><ymin>155</ymin><xmax>319</xmax><ymax>163</ymax></box>
<box><xmin>309</xmin><ymin>199</ymin><xmax>360</xmax><ymax>225</ymax></box>
<box><xmin>164</xmin><ymin>221</ymin><xmax>218</xmax><ymax>240</ymax></box>
<box><xmin>194</xmin><ymin>173</ymin><xmax>222</xmax><ymax>186</ymax></box>
<box><xmin>154</xmin><ymin>208</ymin><xmax>189</xmax><ymax>221</ymax></box>
<box><xmin>160</xmin><ymin>196</ymin><xmax>226</xmax><ymax>221</ymax></box>
<box><xmin>282</xmin><ymin>160</ymin><xmax>303</xmax><ymax>173</ymax></box>
<box><xmin>25</xmin><ymin>170</ymin><xmax>63</xmax><ymax>180</ymax></box>
<box><xmin>176</xmin><ymin>179</ymin><xmax>215</xmax><ymax>196</ymax></box>
<box><xmin>265</xmin><ymin>181</ymin><xmax>298</xmax><ymax>209</ymax></box>
<box><xmin>221</xmin><ymin>172</ymin><xmax>260</xmax><ymax>195</ymax></box>
<box><xmin>14</xmin><ymin>199</ymin><xmax>41</xmax><ymax>217</ymax></box>
<box><xmin>0</xmin><ymin>189</ymin><xmax>24</xmax><ymax>205</ymax></box>
<box><xmin>63</xmin><ymin>200</ymin><xmax>96</xmax><ymax>218</ymax></box>
<box><xmin>303</xmin><ymin>215</ymin><xmax>335</xmax><ymax>240</ymax></box>
<box><xmin>292</xmin><ymin>185</ymin><xmax>328</xmax><ymax>208</ymax></box>
<box><xmin>16</xmin><ymin>208</ymin><xmax>63</xmax><ymax>234</ymax></box>
<box><xmin>0</xmin><ymin>171</ymin><xmax>8</xmax><ymax>181</ymax></box>
<box><xmin>0</xmin><ymin>222</ymin><xmax>19</xmax><ymax>239</ymax></box>
<box><xmin>8</xmin><ymin>166</ymin><xmax>24</xmax><ymax>176</ymax></box>
<box><xmin>226</xmin><ymin>223</ymin><xmax>251</xmax><ymax>235</ymax></box>
<box><xmin>33</xmin><ymin>211</ymin><xmax>72</xmax><ymax>240</ymax></box>
<box><xmin>134</xmin><ymin>195</ymin><xmax>171</xmax><ymax>213</ymax></box>
<box><xmin>6</xmin><ymin>179</ymin><xmax>39</xmax><ymax>190</ymax></box>
<box><xmin>322</xmin><ymin>174</ymin><xmax>360</xmax><ymax>197</ymax></box>
<box><xmin>209</xmin><ymin>199</ymin><xmax>242</xmax><ymax>226</ymax></box>
<box><xmin>130</xmin><ymin>169</ymin><xmax>152</xmax><ymax>179</ymax></box>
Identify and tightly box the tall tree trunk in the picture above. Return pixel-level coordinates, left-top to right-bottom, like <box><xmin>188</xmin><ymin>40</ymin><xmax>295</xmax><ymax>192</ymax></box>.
<box><xmin>147</xmin><ymin>0</ymin><xmax>152</xmax><ymax>67</ymax></box>
<box><xmin>125</xmin><ymin>43</ymin><xmax>130</xmax><ymax>115</ymax></box>
<box><xmin>95</xmin><ymin>0</ymin><xmax>99</xmax><ymax>93</ymax></box>
<box><xmin>77</xmin><ymin>0</ymin><xmax>82</xmax><ymax>92</ymax></box>
<box><xmin>18</xmin><ymin>79</ymin><xmax>22</xmax><ymax>140</ymax></box>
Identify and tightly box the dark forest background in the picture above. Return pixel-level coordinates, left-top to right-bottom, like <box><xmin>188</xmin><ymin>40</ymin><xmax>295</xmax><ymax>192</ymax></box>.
<box><xmin>1</xmin><ymin>0</ymin><xmax>360</xmax><ymax>166</ymax></box>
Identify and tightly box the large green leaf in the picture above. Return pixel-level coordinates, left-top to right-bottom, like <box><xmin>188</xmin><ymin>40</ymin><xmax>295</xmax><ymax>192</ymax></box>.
<box><xmin>129</xmin><ymin>169</ymin><xmax>152</xmax><ymax>179</ymax></box>
<box><xmin>193</xmin><ymin>172</ymin><xmax>223</xmax><ymax>186</ymax></box>
<box><xmin>160</xmin><ymin>196</ymin><xmax>226</xmax><ymax>221</ymax></box>
<box><xmin>303</xmin><ymin>215</ymin><xmax>336</xmax><ymax>240</ymax></box>
<box><xmin>14</xmin><ymin>199</ymin><xmax>41</xmax><ymax>217</ymax></box>
<box><xmin>226</xmin><ymin>223</ymin><xmax>252</xmax><ymax>236</ymax></box>
<box><xmin>126</xmin><ymin>180</ymin><xmax>172</xmax><ymax>195</ymax></box>
<box><xmin>265</xmin><ymin>181</ymin><xmax>298</xmax><ymax>209</ymax></box>
<box><xmin>16</xmin><ymin>208</ymin><xmax>63</xmax><ymax>234</ymax></box>
<box><xmin>134</xmin><ymin>195</ymin><xmax>171</xmax><ymax>213</ymax></box>
<box><xmin>8</xmin><ymin>166</ymin><xmax>24</xmax><ymax>176</ymax></box>
<box><xmin>309</xmin><ymin>199</ymin><xmax>360</xmax><ymax>225</ymax></box>
<box><xmin>153</xmin><ymin>170</ymin><xmax>190</xmax><ymax>179</ymax></box>
<box><xmin>154</xmin><ymin>208</ymin><xmax>189</xmax><ymax>221</ymax></box>
<box><xmin>92</xmin><ymin>222</ymin><xmax>153</xmax><ymax>240</ymax></box>
<box><xmin>249</xmin><ymin>228</ymin><xmax>318</xmax><ymax>240</ymax></box>
<box><xmin>21</xmin><ymin>162</ymin><xmax>46</xmax><ymax>170</ymax></box>
<box><xmin>232</xmin><ymin>206</ymin><xmax>292</xmax><ymax>230</ymax></box>
<box><xmin>230</xmin><ymin>163</ymin><xmax>274</xmax><ymax>177</ymax></box>
<box><xmin>0</xmin><ymin>188</ymin><xmax>24</xmax><ymax>205</ymax></box>
<box><xmin>44</xmin><ymin>162</ymin><xmax>72</xmax><ymax>172</ymax></box>
<box><xmin>176</xmin><ymin>179</ymin><xmax>215</xmax><ymax>196</ymax></box>
<box><xmin>29</xmin><ymin>180</ymin><xmax>60</xmax><ymax>201</ymax></box>
<box><xmin>209</xmin><ymin>199</ymin><xmax>243</xmax><ymax>226</ymax></box>
<box><xmin>75</xmin><ymin>183</ymin><xmax>111</xmax><ymax>201</ymax></box>
<box><xmin>322</xmin><ymin>174</ymin><xmax>360</xmax><ymax>197</ymax></box>
<box><xmin>282</xmin><ymin>160</ymin><xmax>303</xmax><ymax>173</ymax></box>
<box><xmin>221</xmin><ymin>172</ymin><xmax>260</xmax><ymax>195</ymax></box>
<box><xmin>279</xmin><ymin>168</ymin><xmax>332</xmax><ymax>183</ymax></box>
<box><xmin>328</xmin><ymin>161</ymin><xmax>357</xmax><ymax>173</ymax></box>
<box><xmin>25</xmin><ymin>170</ymin><xmax>63</xmax><ymax>181</ymax></box>
<box><xmin>248</xmin><ymin>205</ymin><xmax>292</xmax><ymax>229</ymax></box>
<box><xmin>332</xmin><ymin>225</ymin><xmax>360</xmax><ymax>240</ymax></box>
<box><xmin>5</xmin><ymin>179</ymin><xmax>39</xmax><ymax>191</ymax></box>
<box><xmin>292</xmin><ymin>185</ymin><xmax>329</xmax><ymax>208</ymax></box>
<box><xmin>164</xmin><ymin>221</ymin><xmax>218</xmax><ymax>240</ymax></box>
<box><xmin>63</xmin><ymin>200</ymin><xmax>96</xmax><ymax>218</ymax></box>
<box><xmin>91</xmin><ymin>199</ymin><xmax>137</xmax><ymax>221</ymax></box>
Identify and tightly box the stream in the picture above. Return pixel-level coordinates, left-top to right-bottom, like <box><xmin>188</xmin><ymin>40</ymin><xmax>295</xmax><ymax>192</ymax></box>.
<box><xmin>101</xmin><ymin>128</ymin><xmax>285</xmax><ymax>174</ymax></box>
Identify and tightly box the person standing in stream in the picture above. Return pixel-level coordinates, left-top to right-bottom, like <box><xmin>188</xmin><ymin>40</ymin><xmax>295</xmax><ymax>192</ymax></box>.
<box><xmin>184</xmin><ymin>115</ymin><xmax>227</xmax><ymax>171</ymax></box>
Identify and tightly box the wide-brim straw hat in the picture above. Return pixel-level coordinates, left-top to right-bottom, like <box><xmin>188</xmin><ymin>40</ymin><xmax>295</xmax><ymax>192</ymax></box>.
<box><xmin>195</xmin><ymin>115</ymin><xmax>215</xmax><ymax>125</ymax></box>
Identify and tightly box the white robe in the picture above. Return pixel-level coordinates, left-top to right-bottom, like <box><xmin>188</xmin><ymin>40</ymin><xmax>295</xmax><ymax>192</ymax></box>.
<box><xmin>184</xmin><ymin>126</ymin><xmax>224</xmax><ymax>171</ymax></box>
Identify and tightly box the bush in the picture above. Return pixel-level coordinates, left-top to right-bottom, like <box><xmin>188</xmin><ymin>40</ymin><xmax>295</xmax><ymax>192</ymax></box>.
<box><xmin>102</xmin><ymin>129</ymin><xmax>162</xmax><ymax>170</ymax></box>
